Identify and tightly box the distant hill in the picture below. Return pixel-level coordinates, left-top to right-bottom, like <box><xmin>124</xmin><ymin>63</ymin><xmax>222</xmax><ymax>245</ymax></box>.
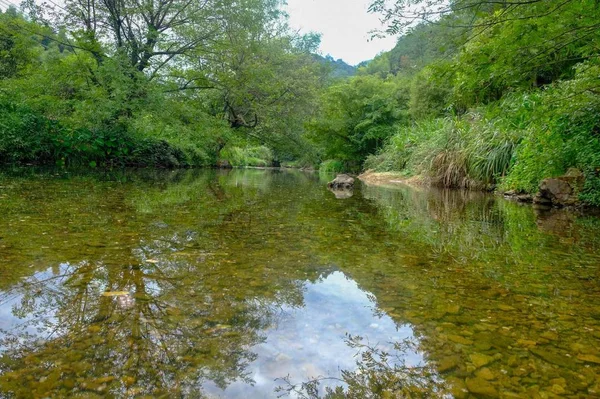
<box><xmin>357</xmin><ymin>20</ymin><xmax>466</xmax><ymax>77</ymax></box>
<box><xmin>313</xmin><ymin>54</ymin><xmax>357</xmax><ymax>79</ymax></box>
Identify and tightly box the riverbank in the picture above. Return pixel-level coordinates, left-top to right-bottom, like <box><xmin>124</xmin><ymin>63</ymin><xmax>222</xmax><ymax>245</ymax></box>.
<box><xmin>361</xmin><ymin>94</ymin><xmax>600</xmax><ymax>208</ymax></box>
<box><xmin>358</xmin><ymin>170</ymin><xmax>427</xmax><ymax>189</ymax></box>
<box><xmin>358</xmin><ymin>167</ymin><xmax>600</xmax><ymax>212</ymax></box>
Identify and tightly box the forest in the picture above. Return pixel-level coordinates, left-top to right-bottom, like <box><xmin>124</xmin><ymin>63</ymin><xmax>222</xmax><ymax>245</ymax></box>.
<box><xmin>1</xmin><ymin>0</ymin><xmax>599</xmax><ymax>205</ymax></box>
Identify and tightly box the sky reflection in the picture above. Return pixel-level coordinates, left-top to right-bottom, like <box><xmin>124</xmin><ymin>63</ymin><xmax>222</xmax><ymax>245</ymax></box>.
<box><xmin>204</xmin><ymin>271</ymin><xmax>422</xmax><ymax>398</ymax></box>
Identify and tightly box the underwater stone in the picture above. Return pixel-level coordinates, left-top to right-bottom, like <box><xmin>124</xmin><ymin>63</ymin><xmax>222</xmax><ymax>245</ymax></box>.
<box><xmin>577</xmin><ymin>354</ymin><xmax>600</xmax><ymax>364</ymax></box>
<box><xmin>529</xmin><ymin>347</ymin><xmax>576</xmax><ymax>368</ymax></box>
<box><xmin>471</xmin><ymin>353</ymin><xmax>495</xmax><ymax>368</ymax></box>
<box><xmin>448</xmin><ymin>335</ymin><xmax>474</xmax><ymax>345</ymax></box>
<box><xmin>466</xmin><ymin>377</ymin><xmax>499</xmax><ymax>398</ymax></box>
<box><xmin>476</xmin><ymin>367</ymin><xmax>496</xmax><ymax>380</ymax></box>
<box><xmin>438</xmin><ymin>356</ymin><xmax>460</xmax><ymax>373</ymax></box>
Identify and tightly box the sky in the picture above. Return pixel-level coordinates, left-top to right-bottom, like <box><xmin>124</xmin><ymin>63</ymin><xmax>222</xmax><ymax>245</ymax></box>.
<box><xmin>284</xmin><ymin>0</ymin><xmax>398</xmax><ymax>66</ymax></box>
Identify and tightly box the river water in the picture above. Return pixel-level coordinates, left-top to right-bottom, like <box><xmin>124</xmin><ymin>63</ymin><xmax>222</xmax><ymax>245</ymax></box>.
<box><xmin>0</xmin><ymin>168</ymin><xmax>599</xmax><ymax>398</ymax></box>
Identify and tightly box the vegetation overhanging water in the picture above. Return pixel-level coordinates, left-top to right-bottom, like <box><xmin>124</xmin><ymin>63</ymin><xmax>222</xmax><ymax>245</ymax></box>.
<box><xmin>1</xmin><ymin>168</ymin><xmax>600</xmax><ymax>398</ymax></box>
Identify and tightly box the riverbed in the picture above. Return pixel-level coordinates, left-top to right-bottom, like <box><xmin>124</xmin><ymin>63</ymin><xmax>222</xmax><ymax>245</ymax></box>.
<box><xmin>1</xmin><ymin>168</ymin><xmax>599</xmax><ymax>398</ymax></box>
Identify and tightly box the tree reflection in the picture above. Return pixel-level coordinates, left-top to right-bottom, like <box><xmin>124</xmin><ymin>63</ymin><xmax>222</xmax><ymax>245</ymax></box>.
<box><xmin>3</xmin><ymin>168</ymin><xmax>600</xmax><ymax>398</ymax></box>
<box><xmin>276</xmin><ymin>335</ymin><xmax>444</xmax><ymax>399</ymax></box>
<box><xmin>0</xmin><ymin>239</ymin><xmax>306</xmax><ymax>398</ymax></box>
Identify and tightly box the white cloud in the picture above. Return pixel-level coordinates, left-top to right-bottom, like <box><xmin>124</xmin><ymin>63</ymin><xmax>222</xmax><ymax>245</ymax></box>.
<box><xmin>284</xmin><ymin>0</ymin><xmax>397</xmax><ymax>65</ymax></box>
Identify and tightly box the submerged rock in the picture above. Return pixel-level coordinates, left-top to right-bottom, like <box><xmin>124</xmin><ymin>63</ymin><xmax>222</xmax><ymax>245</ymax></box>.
<box><xmin>529</xmin><ymin>347</ymin><xmax>575</xmax><ymax>368</ymax></box>
<box><xmin>577</xmin><ymin>354</ymin><xmax>600</xmax><ymax>364</ymax></box>
<box><xmin>470</xmin><ymin>353</ymin><xmax>494</xmax><ymax>368</ymax></box>
<box><xmin>437</xmin><ymin>356</ymin><xmax>460</xmax><ymax>373</ymax></box>
<box><xmin>533</xmin><ymin>168</ymin><xmax>584</xmax><ymax>207</ymax></box>
<box><xmin>475</xmin><ymin>367</ymin><xmax>495</xmax><ymax>381</ymax></box>
<box><xmin>327</xmin><ymin>174</ymin><xmax>355</xmax><ymax>190</ymax></box>
<box><xmin>465</xmin><ymin>377</ymin><xmax>499</xmax><ymax>398</ymax></box>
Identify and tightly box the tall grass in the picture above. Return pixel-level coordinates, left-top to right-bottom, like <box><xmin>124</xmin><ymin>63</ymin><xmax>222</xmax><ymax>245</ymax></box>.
<box><xmin>367</xmin><ymin>114</ymin><xmax>519</xmax><ymax>189</ymax></box>
<box><xmin>364</xmin><ymin>60</ymin><xmax>600</xmax><ymax>207</ymax></box>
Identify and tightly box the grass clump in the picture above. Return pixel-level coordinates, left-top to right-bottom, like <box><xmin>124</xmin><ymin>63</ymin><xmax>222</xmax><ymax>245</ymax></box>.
<box><xmin>366</xmin><ymin>115</ymin><xmax>519</xmax><ymax>190</ymax></box>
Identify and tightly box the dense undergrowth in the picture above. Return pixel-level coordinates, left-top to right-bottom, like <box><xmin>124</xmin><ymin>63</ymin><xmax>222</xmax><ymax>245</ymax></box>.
<box><xmin>0</xmin><ymin>93</ymin><xmax>224</xmax><ymax>167</ymax></box>
<box><xmin>307</xmin><ymin>0</ymin><xmax>600</xmax><ymax>205</ymax></box>
<box><xmin>2</xmin><ymin>0</ymin><xmax>600</xmax><ymax>206</ymax></box>
<box><xmin>0</xmin><ymin>4</ymin><xmax>327</xmax><ymax>169</ymax></box>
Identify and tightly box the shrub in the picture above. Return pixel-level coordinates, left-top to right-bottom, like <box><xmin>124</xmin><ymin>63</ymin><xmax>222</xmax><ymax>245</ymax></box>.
<box><xmin>220</xmin><ymin>145</ymin><xmax>274</xmax><ymax>167</ymax></box>
<box><xmin>0</xmin><ymin>96</ymin><xmax>56</xmax><ymax>164</ymax></box>
<box><xmin>319</xmin><ymin>159</ymin><xmax>344</xmax><ymax>173</ymax></box>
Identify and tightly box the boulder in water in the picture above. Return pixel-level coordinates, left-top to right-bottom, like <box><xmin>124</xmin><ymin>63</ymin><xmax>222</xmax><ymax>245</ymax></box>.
<box><xmin>327</xmin><ymin>174</ymin><xmax>355</xmax><ymax>190</ymax></box>
<box><xmin>533</xmin><ymin>168</ymin><xmax>584</xmax><ymax>207</ymax></box>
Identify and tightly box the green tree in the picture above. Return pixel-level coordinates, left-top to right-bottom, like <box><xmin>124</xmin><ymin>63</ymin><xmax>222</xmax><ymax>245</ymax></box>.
<box><xmin>308</xmin><ymin>75</ymin><xmax>409</xmax><ymax>166</ymax></box>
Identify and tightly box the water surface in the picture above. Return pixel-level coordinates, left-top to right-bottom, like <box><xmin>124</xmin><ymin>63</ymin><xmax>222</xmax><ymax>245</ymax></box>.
<box><xmin>1</xmin><ymin>168</ymin><xmax>600</xmax><ymax>398</ymax></box>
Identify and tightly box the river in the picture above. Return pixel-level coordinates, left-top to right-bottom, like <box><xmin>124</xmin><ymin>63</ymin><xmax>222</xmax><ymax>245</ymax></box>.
<box><xmin>1</xmin><ymin>168</ymin><xmax>599</xmax><ymax>398</ymax></box>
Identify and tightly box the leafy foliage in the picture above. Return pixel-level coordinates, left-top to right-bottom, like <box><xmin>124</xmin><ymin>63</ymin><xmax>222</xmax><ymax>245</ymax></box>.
<box><xmin>307</xmin><ymin>75</ymin><xmax>409</xmax><ymax>167</ymax></box>
<box><xmin>357</xmin><ymin>0</ymin><xmax>600</xmax><ymax>204</ymax></box>
<box><xmin>0</xmin><ymin>2</ymin><xmax>326</xmax><ymax>167</ymax></box>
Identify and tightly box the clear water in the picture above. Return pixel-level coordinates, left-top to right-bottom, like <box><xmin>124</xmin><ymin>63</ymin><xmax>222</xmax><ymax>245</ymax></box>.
<box><xmin>1</xmin><ymin>168</ymin><xmax>599</xmax><ymax>398</ymax></box>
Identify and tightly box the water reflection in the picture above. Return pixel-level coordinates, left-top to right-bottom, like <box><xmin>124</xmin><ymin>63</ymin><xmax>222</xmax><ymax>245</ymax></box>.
<box><xmin>0</xmin><ymin>259</ymin><xmax>270</xmax><ymax>397</ymax></box>
<box><xmin>203</xmin><ymin>271</ymin><xmax>421</xmax><ymax>398</ymax></box>
<box><xmin>0</xmin><ymin>258</ymin><xmax>421</xmax><ymax>397</ymax></box>
<box><xmin>1</xmin><ymin>168</ymin><xmax>600</xmax><ymax>398</ymax></box>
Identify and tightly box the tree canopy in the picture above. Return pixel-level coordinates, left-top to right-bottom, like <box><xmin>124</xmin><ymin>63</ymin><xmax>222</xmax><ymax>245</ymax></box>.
<box><xmin>0</xmin><ymin>0</ymin><xmax>328</xmax><ymax>166</ymax></box>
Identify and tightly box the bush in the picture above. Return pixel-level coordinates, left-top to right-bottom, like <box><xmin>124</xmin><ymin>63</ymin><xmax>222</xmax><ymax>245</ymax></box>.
<box><xmin>220</xmin><ymin>145</ymin><xmax>274</xmax><ymax>167</ymax></box>
<box><xmin>319</xmin><ymin>159</ymin><xmax>344</xmax><ymax>173</ymax></box>
<box><xmin>0</xmin><ymin>96</ymin><xmax>56</xmax><ymax>164</ymax></box>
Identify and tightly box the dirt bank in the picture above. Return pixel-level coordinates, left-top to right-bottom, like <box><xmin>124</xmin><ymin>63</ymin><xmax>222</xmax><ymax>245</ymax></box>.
<box><xmin>358</xmin><ymin>170</ymin><xmax>428</xmax><ymax>189</ymax></box>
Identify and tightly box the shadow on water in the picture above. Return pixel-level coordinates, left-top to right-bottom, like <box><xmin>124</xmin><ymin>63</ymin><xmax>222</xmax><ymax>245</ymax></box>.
<box><xmin>0</xmin><ymin>169</ymin><xmax>600</xmax><ymax>398</ymax></box>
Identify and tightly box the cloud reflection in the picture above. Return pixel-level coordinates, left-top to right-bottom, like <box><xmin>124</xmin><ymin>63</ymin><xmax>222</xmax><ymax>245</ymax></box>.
<box><xmin>204</xmin><ymin>271</ymin><xmax>422</xmax><ymax>398</ymax></box>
